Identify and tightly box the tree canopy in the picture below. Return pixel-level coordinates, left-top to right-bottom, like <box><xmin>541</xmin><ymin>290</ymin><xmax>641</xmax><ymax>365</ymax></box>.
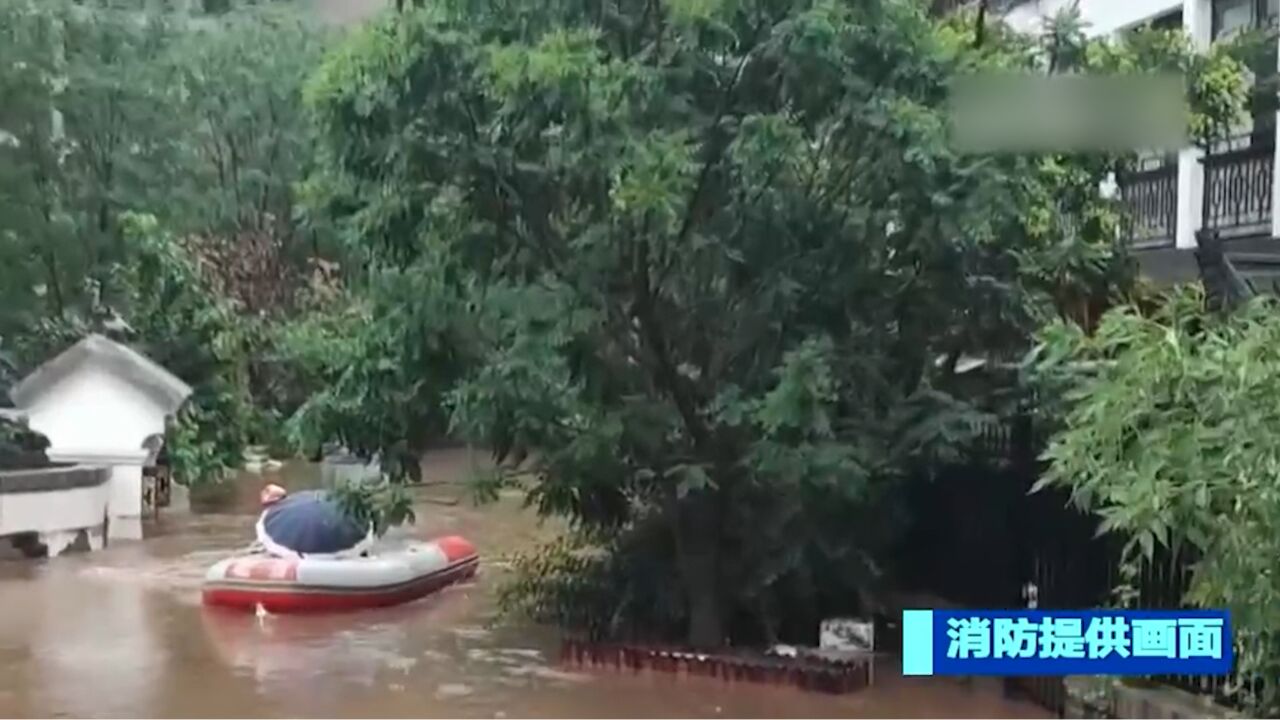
<box><xmin>299</xmin><ymin>0</ymin><xmax>1248</xmax><ymax>645</ymax></box>
<box><xmin>0</xmin><ymin>0</ymin><xmax>1264</xmax><ymax>665</ymax></box>
<box><xmin>0</xmin><ymin>0</ymin><xmax>331</xmax><ymax>483</ymax></box>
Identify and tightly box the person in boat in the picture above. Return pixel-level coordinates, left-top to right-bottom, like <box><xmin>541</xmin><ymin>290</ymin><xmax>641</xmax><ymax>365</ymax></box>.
<box><xmin>239</xmin><ymin>484</ymin><xmax>290</xmax><ymax>554</ymax></box>
<box><xmin>260</xmin><ymin>483</ymin><xmax>288</xmax><ymax>506</ymax></box>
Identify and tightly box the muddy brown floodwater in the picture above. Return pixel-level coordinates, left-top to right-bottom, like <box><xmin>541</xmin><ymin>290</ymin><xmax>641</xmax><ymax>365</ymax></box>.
<box><xmin>0</xmin><ymin>449</ymin><xmax>1048</xmax><ymax>718</ymax></box>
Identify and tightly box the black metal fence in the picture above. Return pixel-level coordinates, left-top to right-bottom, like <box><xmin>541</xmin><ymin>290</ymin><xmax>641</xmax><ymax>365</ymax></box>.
<box><xmin>1201</xmin><ymin>132</ymin><xmax>1275</xmax><ymax>237</ymax></box>
<box><xmin>1120</xmin><ymin>545</ymin><xmax>1268</xmax><ymax>711</ymax></box>
<box><xmin>899</xmin><ymin>412</ymin><xmax>1263</xmax><ymax>716</ymax></box>
<box><xmin>1119</xmin><ymin>156</ymin><xmax>1178</xmax><ymax>248</ymax></box>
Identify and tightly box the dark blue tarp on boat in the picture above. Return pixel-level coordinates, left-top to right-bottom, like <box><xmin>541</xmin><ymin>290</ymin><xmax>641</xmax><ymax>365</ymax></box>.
<box><xmin>258</xmin><ymin>490</ymin><xmax>366</xmax><ymax>555</ymax></box>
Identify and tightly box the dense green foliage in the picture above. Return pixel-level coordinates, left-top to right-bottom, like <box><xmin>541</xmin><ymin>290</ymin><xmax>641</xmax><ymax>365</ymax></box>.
<box><xmin>0</xmin><ymin>0</ymin><xmax>332</xmax><ymax>484</ymax></box>
<box><xmin>286</xmin><ymin>259</ymin><xmax>475</xmax><ymax>480</ymax></box>
<box><xmin>0</xmin><ymin>418</ymin><xmax>51</xmax><ymax>470</ymax></box>
<box><xmin>299</xmin><ymin>0</ymin><xmax>1247</xmax><ymax>646</ymax></box>
<box><xmin>1</xmin><ymin>0</ymin><xmax>1271</xmax><ymax>688</ymax></box>
<box><xmin>328</xmin><ymin>478</ymin><xmax>416</xmax><ymax>537</ymax></box>
<box><xmin>117</xmin><ymin>213</ymin><xmax>254</xmax><ymax>485</ymax></box>
<box><xmin>1032</xmin><ymin>289</ymin><xmax>1280</xmax><ymax>714</ymax></box>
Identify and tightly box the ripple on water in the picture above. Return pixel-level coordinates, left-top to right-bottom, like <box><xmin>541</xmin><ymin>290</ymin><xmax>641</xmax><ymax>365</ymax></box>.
<box><xmin>501</xmin><ymin>663</ymin><xmax>590</xmax><ymax>684</ymax></box>
<box><xmin>383</xmin><ymin>656</ymin><xmax>418</xmax><ymax>674</ymax></box>
<box><xmin>453</xmin><ymin>626</ymin><xmax>491</xmax><ymax>640</ymax></box>
<box><xmin>496</xmin><ymin>648</ymin><xmax>544</xmax><ymax>660</ymax></box>
<box><xmin>435</xmin><ymin>682</ymin><xmax>474</xmax><ymax>699</ymax></box>
<box><xmin>75</xmin><ymin>549</ymin><xmax>230</xmax><ymax>598</ymax></box>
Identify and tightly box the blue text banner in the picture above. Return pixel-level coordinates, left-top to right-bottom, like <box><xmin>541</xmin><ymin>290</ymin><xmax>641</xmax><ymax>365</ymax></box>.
<box><xmin>901</xmin><ymin>609</ymin><xmax>1232</xmax><ymax>677</ymax></box>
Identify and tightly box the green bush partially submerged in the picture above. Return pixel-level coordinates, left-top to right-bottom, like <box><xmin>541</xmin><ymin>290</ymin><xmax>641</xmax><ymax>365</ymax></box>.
<box><xmin>328</xmin><ymin>478</ymin><xmax>416</xmax><ymax>537</ymax></box>
<box><xmin>0</xmin><ymin>418</ymin><xmax>50</xmax><ymax>470</ymax></box>
<box><xmin>1033</xmin><ymin>286</ymin><xmax>1280</xmax><ymax>714</ymax></box>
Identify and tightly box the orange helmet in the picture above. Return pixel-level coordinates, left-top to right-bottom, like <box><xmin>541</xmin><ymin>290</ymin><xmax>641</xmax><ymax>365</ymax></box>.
<box><xmin>259</xmin><ymin>484</ymin><xmax>288</xmax><ymax>506</ymax></box>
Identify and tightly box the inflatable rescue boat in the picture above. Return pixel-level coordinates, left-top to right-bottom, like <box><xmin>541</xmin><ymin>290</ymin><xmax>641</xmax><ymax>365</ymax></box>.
<box><xmin>202</xmin><ymin>535</ymin><xmax>479</xmax><ymax>612</ymax></box>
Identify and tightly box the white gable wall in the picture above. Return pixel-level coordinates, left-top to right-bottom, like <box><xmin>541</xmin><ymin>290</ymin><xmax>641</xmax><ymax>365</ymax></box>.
<box><xmin>23</xmin><ymin>362</ymin><xmax>169</xmax><ymax>454</ymax></box>
<box><xmin>21</xmin><ymin>365</ymin><xmax>170</xmax><ymax>542</ymax></box>
<box><xmin>8</xmin><ymin>335</ymin><xmax>190</xmax><ymax>550</ymax></box>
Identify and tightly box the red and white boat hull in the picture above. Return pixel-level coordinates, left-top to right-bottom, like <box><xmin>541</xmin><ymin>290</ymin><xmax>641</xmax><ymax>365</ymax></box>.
<box><xmin>202</xmin><ymin>535</ymin><xmax>479</xmax><ymax>612</ymax></box>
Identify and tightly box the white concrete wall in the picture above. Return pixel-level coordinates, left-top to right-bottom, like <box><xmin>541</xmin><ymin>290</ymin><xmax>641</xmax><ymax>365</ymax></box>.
<box><xmin>0</xmin><ymin>466</ymin><xmax>112</xmax><ymax>556</ymax></box>
<box><xmin>1181</xmin><ymin>0</ymin><xmax>1213</xmax><ymax>249</ymax></box>
<box><xmin>1272</xmin><ymin>22</ymin><xmax>1280</xmax><ymax>238</ymax></box>
<box><xmin>44</xmin><ymin>450</ymin><xmax>149</xmax><ymax>541</ymax></box>
<box><xmin>23</xmin><ymin>364</ymin><xmax>169</xmax><ymax>454</ymax></box>
<box><xmin>21</xmin><ymin>366</ymin><xmax>168</xmax><ymax>541</ymax></box>
<box><xmin>107</xmin><ymin>463</ymin><xmax>145</xmax><ymax>540</ymax></box>
<box><xmin>0</xmin><ymin>483</ymin><xmax>109</xmax><ymax>536</ymax></box>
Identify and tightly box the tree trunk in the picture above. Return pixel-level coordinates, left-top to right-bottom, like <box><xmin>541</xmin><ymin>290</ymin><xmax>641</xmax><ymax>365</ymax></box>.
<box><xmin>675</xmin><ymin>490</ymin><xmax>724</xmax><ymax>648</ymax></box>
<box><xmin>685</xmin><ymin>568</ymin><xmax>722</xmax><ymax>648</ymax></box>
<box><xmin>38</xmin><ymin>199</ymin><xmax>65</xmax><ymax>317</ymax></box>
<box><xmin>973</xmin><ymin>0</ymin><xmax>989</xmax><ymax>49</ymax></box>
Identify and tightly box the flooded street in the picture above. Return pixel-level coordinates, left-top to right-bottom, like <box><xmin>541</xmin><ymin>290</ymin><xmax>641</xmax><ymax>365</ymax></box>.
<box><xmin>0</xmin><ymin>449</ymin><xmax>1047</xmax><ymax>718</ymax></box>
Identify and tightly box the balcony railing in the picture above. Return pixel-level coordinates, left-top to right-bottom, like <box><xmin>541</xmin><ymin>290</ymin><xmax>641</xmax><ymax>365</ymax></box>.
<box><xmin>1201</xmin><ymin>132</ymin><xmax>1275</xmax><ymax>237</ymax></box>
<box><xmin>1118</xmin><ymin>156</ymin><xmax>1178</xmax><ymax>248</ymax></box>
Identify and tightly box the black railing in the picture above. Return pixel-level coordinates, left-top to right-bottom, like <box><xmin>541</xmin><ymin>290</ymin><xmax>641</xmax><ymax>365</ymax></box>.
<box><xmin>1201</xmin><ymin>132</ymin><xmax>1275</xmax><ymax>237</ymax></box>
<box><xmin>946</xmin><ymin>410</ymin><xmax>1266</xmax><ymax>715</ymax></box>
<box><xmin>142</xmin><ymin>466</ymin><xmax>171</xmax><ymax>518</ymax></box>
<box><xmin>1109</xmin><ymin>544</ymin><xmax>1268</xmax><ymax>712</ymax></box>
<box><xmin>1119</xmin><ymin>157</ymin><xmax>1178</xmax><ymax>248</ymax></box>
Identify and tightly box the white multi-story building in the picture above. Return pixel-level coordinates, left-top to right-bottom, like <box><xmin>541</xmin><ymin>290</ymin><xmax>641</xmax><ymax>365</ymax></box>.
<box><xmin>1002</xmin><ymin>0</ymin><xmax>1280</xmax><ymax>285</ymax></box>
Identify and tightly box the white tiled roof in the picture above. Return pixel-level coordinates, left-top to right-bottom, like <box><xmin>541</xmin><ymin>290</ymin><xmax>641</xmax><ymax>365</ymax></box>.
<box><xmin>9</xmin><ymin>334</ymin><xmax>192</xmax><ymax>412</ymax></box>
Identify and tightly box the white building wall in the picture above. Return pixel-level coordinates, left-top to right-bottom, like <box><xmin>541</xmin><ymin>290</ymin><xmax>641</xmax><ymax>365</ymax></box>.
<box><xmin>41</xmin><ymin>450</ymin><xmax>149</xmax><ymax>541</ymax></box>
<box><xmin>0</xmin><ymin>483</ymin><xmax>110</xmax><ymax>536</ymax></box>
<box><xmin>105</xmin><ymin>463</ymin><xmax>146</xmax><ymax>539</ymax></box>
<box><xmin>1182</xmin><ymin>0</ymin><xmax>1213</xmax><ymax>249</ymax></box>
<box><xmin>22</xmin><ymin>364</ymin><xmax>169</xmax><ymax>454</ymax></box>
<box><xmin>1004</xmin><ymin>0</ymin><xmax>1183</xmax><ymax>37</ymax></box>
<box><xmin>21</xmin><ymin>366</ymin><xmax>168</xmax><ymax>542</ymax></box>
<box><xmin>1271</xmin><ymin>21</ymin><xmax>1280</xmax><ymax>238</ymax></box>
<box><xmin>0</xmin><ymin>466</ymin><xmax>113</xmax><ymax>556</ymax></box>
<box><xmin>7</xmin><ymin>335</ymin><xmax>190</xmax><ymax>555</ymax></box>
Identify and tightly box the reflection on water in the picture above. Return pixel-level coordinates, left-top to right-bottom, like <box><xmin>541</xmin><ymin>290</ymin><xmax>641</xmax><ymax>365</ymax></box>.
<box><xmin>31</xmin><ymin>565</ymin><xmax>164</xmax><ymax>717</ymax></box>
<box><xmin>0</xmin><ymin>449</ymin><xmax>1049</xmax><ymax>718</ymax></box>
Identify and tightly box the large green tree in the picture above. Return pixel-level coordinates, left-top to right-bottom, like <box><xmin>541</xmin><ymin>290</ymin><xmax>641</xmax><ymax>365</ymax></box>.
<box><xmin>0</xmin><ymin>0</ymin><xmax>329</xmax><ymax>343</ymax></box>
<box><xmin>0</xmin><ymin>0</ymin><xmax>183</xmax><ymax>337</ymax></box>
<box><xmin>302</xmin><ymin>0</ymin><xmax>1243</xmax><ymax>646</ymax></box>
<box><xmin>0</xmin><ymin>0</ymin><xmax>335</xmax><ymax>473</ymax></box>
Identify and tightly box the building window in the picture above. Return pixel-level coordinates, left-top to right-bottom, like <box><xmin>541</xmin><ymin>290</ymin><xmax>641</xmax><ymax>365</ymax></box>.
<box><xmin>1150</xmin><ymin>10</ymin><xmax>1183</xmax><ymax>31</ymax></box>
<box><xmin>1214</xmin><ymin>0</ymin><xmax>1280</xmax><ymax>37</ymax></box>
<box><xmin>1214</xmin><ymin>0</ymin><xmax>1255</xmax><ymax>39</ymax></box>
